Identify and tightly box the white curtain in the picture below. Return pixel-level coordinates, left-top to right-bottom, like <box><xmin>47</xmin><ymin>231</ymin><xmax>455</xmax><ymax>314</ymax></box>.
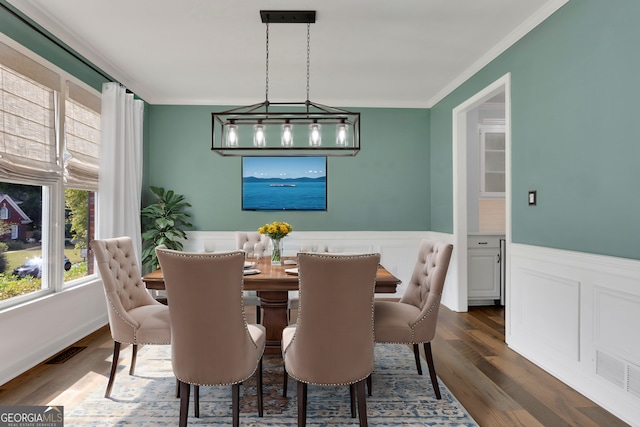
<box><xmin>98</xmin><ymin>82</ymin><xmax>144</xmax><ymax>263</ymax></box>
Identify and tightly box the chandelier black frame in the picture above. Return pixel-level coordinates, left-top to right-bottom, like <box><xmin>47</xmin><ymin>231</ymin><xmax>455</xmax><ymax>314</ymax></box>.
<box><xmin>211</xmin><ymin>10</ymin><xmax>361</xmax><ymax>156</ymax></box>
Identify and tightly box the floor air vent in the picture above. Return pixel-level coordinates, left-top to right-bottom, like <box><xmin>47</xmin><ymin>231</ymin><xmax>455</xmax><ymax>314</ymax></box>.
<box><xmin>45</xmin><ymin>346</ymin><xmax>87</xmax><ymax>364</ymax></box>
<box><xmin>628</xmin><ymin>363</ymin><xmax>640</xmax><ymax>398</ymax></box>
<box><xmin>596</xmin><ymin>349</ymin><xmax>625</xmax><ymax>388</ymax></box>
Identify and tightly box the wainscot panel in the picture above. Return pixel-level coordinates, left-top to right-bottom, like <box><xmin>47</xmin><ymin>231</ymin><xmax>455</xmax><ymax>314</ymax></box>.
<box><xmin>507</xmin><ymin>243</ymin><xmax>640</xmax><ymax>426</ymax></box>
<box><xmin>0</xmin><ymin>279</ymin><xmax>108</xmax><ymax>386</ymax></box>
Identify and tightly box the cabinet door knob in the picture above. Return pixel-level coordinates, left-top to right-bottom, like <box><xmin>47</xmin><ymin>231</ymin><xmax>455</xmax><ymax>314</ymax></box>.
<box><xmin>478</xmin><ymin>241</ymin><xmax>488</xmax><ymax>245</ymax></box>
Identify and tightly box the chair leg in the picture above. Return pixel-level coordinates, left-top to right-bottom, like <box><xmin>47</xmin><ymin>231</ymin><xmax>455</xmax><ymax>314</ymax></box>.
<box><xmin>105</xmin><ymin>341</ymin><xmax>121</xmax><ymax>398</ymax></box>
<box><xmin>413</xmin><ymin>343</ymin><xmax>423</xmax><ymax>375</ymax></box>
<box><xmin>423</xmin><ymin>342</ymin><xmax>441</xmax><ymax>399</ymax></box>
<box><xmin>194</xmin><ymin>385</ymin><xmax>200</xmax><ymax>417</ymax></box>
<box><xmin>256</xmin><ymin>307</ymin><xmax>261</xmax><ymax>324</ymax></box>
<box><xmin>176</xmin><ymin>378</ymin><xmax>180</xmax><ymax>398</ymax></box>
<box><xmin>178</xmin><ymin>381</ymin><xmax>190</xmax><ymax>427</ymax></box>
<box><xmin>366</xmin><ymin>374</ymin><xmax>372</xmax><ymax>396</ymax></box>
<box><xmin>283</xmin><ymin>369</ymin><xmax>288</xmax><ymax>397</ymax></box>
<box><xmin>355</xmin><ymin>379</ymin><xmax>368</xmax><ymax>427</ymax></box>
<box><xmin>350</xmin><ymin>384</ymin><xmax>356</xmax><ymax>418</ymax></box>
<box><xmin>232</xmin><ymin>383</ymin><xmax>240</xmax><ymax>427</ymax></box>
<box><xmin>129</xmin><ymin>344</ymin><xmax>138</xmax><ymax>375</ymax></box>
<box><xmin>297</xmin><ymin>381</ymin><xmax>307</xmax><ymax>427</ymax></box>
<box><xmin>257</xmin><ymin>357</ymin><xmax>264</xmax><ymax>417</ymax></box>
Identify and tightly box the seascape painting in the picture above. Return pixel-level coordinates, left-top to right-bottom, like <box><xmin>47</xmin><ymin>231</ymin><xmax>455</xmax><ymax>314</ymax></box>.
<box><xmin>242</xmin><ymin>156</ymin><xmax>327</xmax><ymax>211</ymax></box>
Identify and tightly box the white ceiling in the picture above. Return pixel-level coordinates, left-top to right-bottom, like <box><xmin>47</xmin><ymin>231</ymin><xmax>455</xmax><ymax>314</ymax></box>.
<box><xmin>8</xmin><ymin>0</ymin><xmax>567</xmax><ymax>108</ymax></box>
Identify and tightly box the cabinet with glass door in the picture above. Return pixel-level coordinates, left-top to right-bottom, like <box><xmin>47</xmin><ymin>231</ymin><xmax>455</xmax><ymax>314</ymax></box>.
<box><xmin>479</xmin><ymin>126</ymin><xmax>505</xmax><ymax>198</ymax></box>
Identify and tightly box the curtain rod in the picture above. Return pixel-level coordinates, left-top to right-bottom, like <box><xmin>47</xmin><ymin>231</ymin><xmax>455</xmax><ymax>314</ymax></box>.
<box><xmin>1</xmin><ymin>2</ymin><xmax>126</xmax><ymax>89</ymax></box>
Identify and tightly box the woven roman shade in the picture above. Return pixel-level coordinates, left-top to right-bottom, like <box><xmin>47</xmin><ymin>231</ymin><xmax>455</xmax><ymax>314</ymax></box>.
<box><xmin>64</xmin><ymin>81</ymin><xmax>101</xmax><ymax>190</ymax></box>
<box><xmin>0</xmin><ymin>41</ymin><xmax>60</xmax><ymax>183</ymax></box>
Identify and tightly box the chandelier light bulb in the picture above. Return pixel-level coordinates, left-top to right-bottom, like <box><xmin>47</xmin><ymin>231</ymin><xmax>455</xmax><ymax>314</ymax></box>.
<box><xmin>336</xmin><ymin>122</ymin><xmax>348</xmax><ymax>146</ymax></box>
<box><xmin>253</xmin><ymin>123</ymin><xmax>266</xmax><ymax>147</ymax></box>
<box><xmin>309</xmin><ymin>123</ymin><xmax>322</xmax><ymax>146</ymax></box>
<box><xmin>281</xmin><ymin>123</ymin><xmax>294</xmax><ymax>146</ymax></box>
<box><xmin>226</xmin><ymin>124</ymin><xmax>238</xmax><ymax>147</ymax></box>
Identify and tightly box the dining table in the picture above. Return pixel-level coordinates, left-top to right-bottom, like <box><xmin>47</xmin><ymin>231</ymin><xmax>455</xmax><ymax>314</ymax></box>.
<box><xmin>142</xmin><ymin>256</ymin><xmax>401</xmax><ymax>354</ymax></box>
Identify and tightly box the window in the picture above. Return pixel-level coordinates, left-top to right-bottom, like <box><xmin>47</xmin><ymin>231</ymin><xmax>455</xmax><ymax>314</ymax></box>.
<box><xmin>0</xmin><ymin>37</ymin><xmax>100</xmax><ymax>305</ymax></box>
<box><xmin>0</xmin><ymin>182</ymin><xmax>46</xmax><ymax>299</ymax></box>
<box><xmin>0</xmin><ymin>206</ymin><xmax>7</xmax><ymax>220</ymax></box>
<box><xmin>63</xmin><ymin>82</ymin><xmax>100</xmax><ymax>282</ymax></box>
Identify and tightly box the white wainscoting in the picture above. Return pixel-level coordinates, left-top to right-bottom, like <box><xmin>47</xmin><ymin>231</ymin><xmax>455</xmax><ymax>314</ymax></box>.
<box><xmin>184</xmin><ymin>230</ymin><xmax>456</xmax><ymax>301</ymax></box>
<box><xmin>0</xmin><ymin>279</ymin><xmax>107</xmax><ymax>386</ymax></box>
<box><xmin>508</xmin><ymin>243</ymin><xmax>640</xmax><ymax>425</ymax></box>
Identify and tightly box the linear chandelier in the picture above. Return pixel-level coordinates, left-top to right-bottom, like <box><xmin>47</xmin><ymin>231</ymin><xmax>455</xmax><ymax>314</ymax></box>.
<box><xmin>211</xmin><ymin>10</ymin><xmax>360</xmax><ymax>156</ymax></box>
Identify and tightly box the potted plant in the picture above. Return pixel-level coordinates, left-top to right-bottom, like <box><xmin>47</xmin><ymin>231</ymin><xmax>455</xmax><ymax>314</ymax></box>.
<box><xmin>141</xmin><ymin>186</ymin><xmax>192</xmax><ymax>271</ymax></box>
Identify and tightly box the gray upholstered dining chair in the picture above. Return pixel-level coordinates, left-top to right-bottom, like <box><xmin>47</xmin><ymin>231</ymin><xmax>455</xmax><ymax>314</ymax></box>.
<box><xmin>282</xmin><ymin>252</ymin><xmax>380</xmax><ymax>427</ymax></box>
<box><xmin>373</xmin><ymin>239</ymin><xmax>453</xmax><ymax>399</ymax></box>
<box><xmin>235</xmin><ymin>231</ymin><xmax>270</xmax><ymax>323</ymax></box>
<box><xmin>91</xmin><ymin>237</ymin><xmax>171</xmax><ymax>398</ymax></box>
<box><xmin>155</xmin><ymin>247</ymin><xmax>265</xmax><ymax>427</ymax></box>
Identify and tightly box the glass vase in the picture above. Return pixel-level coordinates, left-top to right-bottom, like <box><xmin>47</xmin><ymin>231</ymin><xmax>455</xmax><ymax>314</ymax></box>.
<box><xmin>271</xmin><ymin>238</ymin><xmax>283</xmax><ymax>266</ymax></box>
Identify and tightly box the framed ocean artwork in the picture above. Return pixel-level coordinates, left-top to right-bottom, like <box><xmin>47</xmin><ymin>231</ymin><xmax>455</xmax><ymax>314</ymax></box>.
<box><xmin>241</xmin><ymin>156</ymin><xmax>327</xmax><ymax>211</ymax></box>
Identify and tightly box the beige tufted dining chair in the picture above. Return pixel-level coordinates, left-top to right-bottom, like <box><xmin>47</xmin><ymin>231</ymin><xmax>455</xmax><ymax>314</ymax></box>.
<box><xmin>282</xmin><ymin>252</ymin><xmax>380</xmax><ymax>427</ymax></box>
<box><xmin>373</xmin><ymin>239</ymin><xmax>453</xmax><ymax>399</ymax></box>
<box><xmin>156</xmin><ymin>248</ymin><xmax>265</xmax><ymax>427</ymax></box>
<box><xmin>91</xmin><ymin>237</ymin><xmax>171</xmax><ymax>398</ymax></box>
<box><xmin>235</xmin><ymin>231</ymin><xmax>270</xmax><ymax>323</ymax></box>
<box><xmin>235</xmin><ymin>231</ymin><xmax>270</xmax><ymax>258</ymax></box>
<box><xmin>286</xmin><ymin>243</ymin><xmax>329</xmax><ymax>316</ymax></box>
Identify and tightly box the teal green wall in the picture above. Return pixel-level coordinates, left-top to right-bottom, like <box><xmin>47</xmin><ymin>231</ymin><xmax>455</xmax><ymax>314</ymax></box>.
<box><xmin>5</xmin><ymin>0</ymin><xmax>638</xmax><ymax>258</ymax></box>
<box><xmin>146</xmin><ymin>106</ymin><xmax>430</xmax><ymax>231</ymax></box>
<box><xmin>1</xmin><ymin>0</ymin><xmax>431</xmax><ymax>233</ymax></box>
<box><xmin>430</xmin><ymin>0</ymin><xmax>640</xmax><ymax>260</ymax></box>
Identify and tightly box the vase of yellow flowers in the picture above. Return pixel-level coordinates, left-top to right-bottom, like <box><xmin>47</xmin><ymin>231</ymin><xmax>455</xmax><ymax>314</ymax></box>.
<box><xmin>258</xmin><ymin>221</ymin><xmax>293</xmax><ymax>266</ymax></box>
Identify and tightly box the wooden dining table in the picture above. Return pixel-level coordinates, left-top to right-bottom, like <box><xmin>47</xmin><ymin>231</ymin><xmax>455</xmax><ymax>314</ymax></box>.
<box><xmin>142</xmin><ymin>256</ymin><xmax>401</xmax><ymax>354</ymax></box>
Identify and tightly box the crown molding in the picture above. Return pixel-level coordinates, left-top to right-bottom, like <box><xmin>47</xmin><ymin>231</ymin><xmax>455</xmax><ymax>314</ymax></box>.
<box><xmin>426</xmin><ymin>0</ymin><xmax>570</xmax><ymax>108</ymax></box>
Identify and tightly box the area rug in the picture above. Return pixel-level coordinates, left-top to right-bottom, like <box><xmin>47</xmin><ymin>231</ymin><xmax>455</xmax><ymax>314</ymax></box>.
<box><xmin>66</xmin><ymin>344</ymin><xmax>477</xmax><ymax>426</ymax></box>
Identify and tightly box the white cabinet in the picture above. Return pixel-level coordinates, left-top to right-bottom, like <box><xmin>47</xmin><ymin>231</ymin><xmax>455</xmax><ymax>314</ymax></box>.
<box><xmin>479</xmin><ymin>126</ymin><xmax>505</xmax><ymax>198</ymax></box>
<box><xmin>468</xmin><ymin>235</ymin><xmax>503</xmax><ymax>305</ymax></box>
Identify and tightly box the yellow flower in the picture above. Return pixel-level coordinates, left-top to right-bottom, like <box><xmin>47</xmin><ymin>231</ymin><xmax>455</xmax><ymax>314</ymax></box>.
<box><xmin>258</xmin><ymin>221</ymin><xmax>292</xmax><ymax>240</ymax></box>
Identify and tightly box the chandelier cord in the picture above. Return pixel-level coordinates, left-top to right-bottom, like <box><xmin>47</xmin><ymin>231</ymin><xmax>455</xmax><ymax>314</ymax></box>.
<box><xmin>265</xmin><ymin>21</ymin><xmax>270</xmax><ymax>103</ymax></box>
<box><xmin>306</xmin><ymin>22</ymin><xmax>311</xmax><ymax>103</ymax></box>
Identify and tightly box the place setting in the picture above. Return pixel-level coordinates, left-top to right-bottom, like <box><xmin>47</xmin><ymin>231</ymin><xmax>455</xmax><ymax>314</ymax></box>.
<box><xmin>243</xmin><ymin>260</ymin><xmax>261</xmax><ymax>275</ymax></box>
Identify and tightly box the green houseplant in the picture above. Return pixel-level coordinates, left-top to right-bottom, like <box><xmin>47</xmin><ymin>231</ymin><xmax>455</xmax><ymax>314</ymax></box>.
<box><xmin>141</xmin><ymin>186</ymin><xmax>192</xmax><ymax>271</ymax></box>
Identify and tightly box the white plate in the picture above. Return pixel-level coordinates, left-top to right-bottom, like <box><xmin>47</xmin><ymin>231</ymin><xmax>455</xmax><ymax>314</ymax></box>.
<box><xmin>243</xmin><ymin>269</ymin><xmax>261</xmax><ymax>275</ymax></box>
<box><xmin>284</xmin><ymin>267</ymin><xmax>298</xmax><ymax>275</ymax></box>
<box><xmin>244</xmin><ymin>261</ymin><xmax>255</xmax><ymax>269</ymax></box>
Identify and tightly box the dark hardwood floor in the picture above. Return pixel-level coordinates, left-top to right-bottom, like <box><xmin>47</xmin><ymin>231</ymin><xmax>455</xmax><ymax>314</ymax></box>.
<box><xmin>432</xmin><ymin>305</ymin><xmax>629</xmax><ymax>427</ymax></box>
<box><xmin>0</xmin><ymin>305</ymin><xmax>630</xmax><ymax>426</ymax></box>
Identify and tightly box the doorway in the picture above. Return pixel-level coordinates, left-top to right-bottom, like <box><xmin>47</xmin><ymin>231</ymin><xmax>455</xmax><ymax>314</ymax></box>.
<box><xmin>451</xmin><ymin>74</ymin><xmax>511</xmax><ymax>313</ymax></box>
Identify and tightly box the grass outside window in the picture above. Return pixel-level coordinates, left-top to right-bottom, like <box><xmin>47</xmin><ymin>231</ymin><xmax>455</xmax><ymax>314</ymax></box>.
<box><xmin>0</xmin><ymin>248</ymin><xmax>88</xmax><ymax>301</ymax></box>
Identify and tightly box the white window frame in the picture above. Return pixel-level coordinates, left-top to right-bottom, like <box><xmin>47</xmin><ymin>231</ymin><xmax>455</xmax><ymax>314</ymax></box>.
<box><xmin>10</xmin><ymin>224</ymin><xmax>18</xmax><ymax>240</ymax></box>
<box><xmin>0</xmin><ymin>33</ymin><xmax>101</xmax><ymax>309</ymax></box>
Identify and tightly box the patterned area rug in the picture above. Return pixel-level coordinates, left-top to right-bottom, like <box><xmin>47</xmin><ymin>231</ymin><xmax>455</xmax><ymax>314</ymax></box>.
<box><xmin>67</xmin><ymin>344</ymin><xmax>477</xmax><ymax>426</ymax></box>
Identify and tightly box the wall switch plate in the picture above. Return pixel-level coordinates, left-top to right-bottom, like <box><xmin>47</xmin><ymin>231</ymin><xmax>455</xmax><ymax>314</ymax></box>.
<box><xmin>528</xmin><ymin>190</ymin><xmax>537</xmax><ymax>206</ymax></box>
